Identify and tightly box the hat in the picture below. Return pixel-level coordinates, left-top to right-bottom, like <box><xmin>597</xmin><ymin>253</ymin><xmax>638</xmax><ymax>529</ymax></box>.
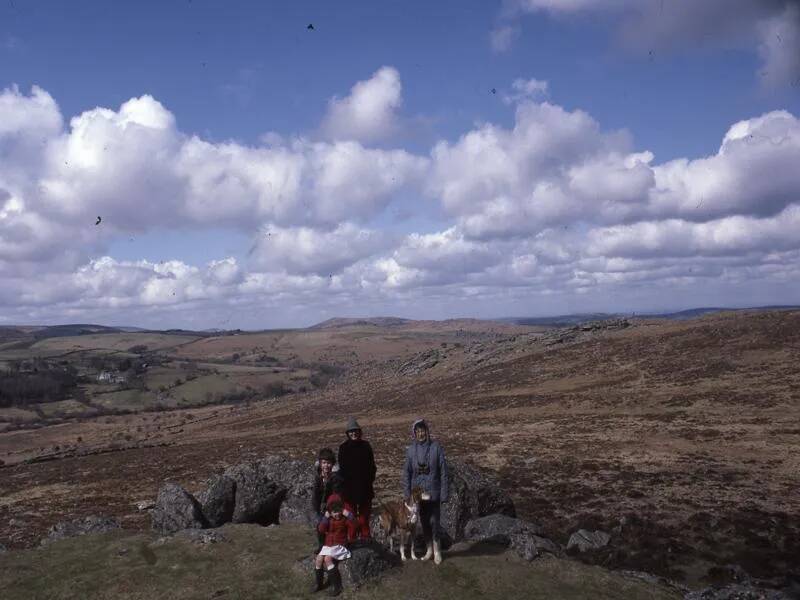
<box><xmin>345</xmin><ymin>416</ymin><xmax>362</xmax><ymax>432</ymax></box>
<box><xmin>317</xmin><ymin>448</ymin><xmax>336</xmax><ymax>464</ymax></box>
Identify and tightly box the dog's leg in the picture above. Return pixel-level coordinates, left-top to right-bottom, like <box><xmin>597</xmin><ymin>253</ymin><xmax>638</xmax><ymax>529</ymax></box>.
<box><xmin>410</xmin><ymin>529</ymin><xmax>420</xmax><ymax>561</ymax></box>
<box><xmin>399</xmin><ymin>530</ymin><xmax>407</xmax><ymax>562</ymax></box>
<box><xmin>433</xmin><ymin>538</ymin><xmax>442</xmax><ymax>565</ymax></box>
<box><xmin>389</xmin><ymin>533</ymin><xmax>394</xmax><ymax>553</ymax></box>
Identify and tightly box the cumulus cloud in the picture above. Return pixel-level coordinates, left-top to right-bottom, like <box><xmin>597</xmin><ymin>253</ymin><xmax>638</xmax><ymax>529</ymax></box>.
<box><xmin>3</xmin><ymin>76</ymin><xmax>800</xmax><ymax>327</ymax></box>
<box><xmin>321</xmin><ymin>66</ymin><xmax>403</xmax><ymax>143</ymax></box>
<box><xmin>248</xmin><ymin>223</ymin><xmax>390</xmax><ymax>276</ymax></box>
<box><xmin>0</xmin><ymin>84</ymin><xmax>426</xmax><ymax>277</ymax></box>
<box><xmin>501</xmin><ymin>0</ymin><xmax>800</xmax><ymax>86</ymax></box>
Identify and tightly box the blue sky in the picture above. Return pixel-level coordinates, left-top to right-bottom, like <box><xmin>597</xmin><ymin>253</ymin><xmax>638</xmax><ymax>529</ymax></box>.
<box><xmin>1</xmin><ymin>0</ymin><xmax>800</xmax><ymax>328</ymax></box>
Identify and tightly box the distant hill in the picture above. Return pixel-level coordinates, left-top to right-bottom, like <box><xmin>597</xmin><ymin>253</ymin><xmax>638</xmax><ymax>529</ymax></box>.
<box><xmin>308</xmin><ymin>317</ymin><xmax>412</xmax><ymax>330</ymax></box>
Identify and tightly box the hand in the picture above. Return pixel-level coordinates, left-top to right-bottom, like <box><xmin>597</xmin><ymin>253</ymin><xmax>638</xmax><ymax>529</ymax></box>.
<box><xmin>324</xmin><ymin>511</ymin><xmax>330</xmax><ymax>519</ymax></box>
<box><xmin>343</xmin><ymin>509</ymin><xmax>352</xmax><ymax>518</ymax></box>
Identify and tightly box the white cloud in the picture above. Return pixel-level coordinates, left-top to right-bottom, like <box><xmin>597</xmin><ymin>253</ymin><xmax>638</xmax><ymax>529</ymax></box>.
<box><xmin>321</xmin><ymin>66</ymin><xmax>403</xmax><ymax>143</ymax></box>
<box><xmin>503</xmin><ymin>78</ymin><xmax>549</xmax><ymax>104</ymax></box>
<box><xmin>248</xmin><ymin>223</ymin><xmax>390</xmax><ymax>276</ymax></box>
<box><xmin>501</xmin><ymin>0</ymin><xmax>800</xmax><ymax>86</ymax></box>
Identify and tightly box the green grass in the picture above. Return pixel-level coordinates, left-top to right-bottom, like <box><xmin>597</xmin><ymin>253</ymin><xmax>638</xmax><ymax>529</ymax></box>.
<box><xmin>0</xmin><ymin>524</ymin><xmax>682</xmax><ymax>600</ymax></box>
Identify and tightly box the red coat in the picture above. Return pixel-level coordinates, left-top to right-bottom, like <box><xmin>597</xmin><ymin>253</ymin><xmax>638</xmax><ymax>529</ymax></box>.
<box><xmin>318</xmin><ymin>515</ymin><xmax>355</xmax><ymax>547</ymax></box>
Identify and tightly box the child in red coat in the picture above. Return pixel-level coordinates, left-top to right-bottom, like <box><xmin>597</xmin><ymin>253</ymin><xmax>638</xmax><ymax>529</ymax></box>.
<box><xmin>311</xmin><ymin>499</ymin><xmax>355</xmax><ymax>596</ymax></box>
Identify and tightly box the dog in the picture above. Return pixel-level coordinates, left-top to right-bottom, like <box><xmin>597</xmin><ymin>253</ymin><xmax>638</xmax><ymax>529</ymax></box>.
<box><xmin>378</xmin><ymin>486</ymin><xmax>427</xmax><ymax>561</ymax></box>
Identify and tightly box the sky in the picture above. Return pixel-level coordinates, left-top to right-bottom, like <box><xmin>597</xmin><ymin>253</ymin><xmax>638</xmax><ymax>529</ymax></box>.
<box><xmin>1</xmin><ymin>0</ymin><xmax>800</xmax><ymax>330</ymax></box>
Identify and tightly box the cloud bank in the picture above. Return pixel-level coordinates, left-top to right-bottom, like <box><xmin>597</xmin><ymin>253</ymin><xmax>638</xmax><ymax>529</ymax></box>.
<box><xmin>2</xmin><ymin>69</ymin><xmax>800</xmax><ymax>328</ymax></box>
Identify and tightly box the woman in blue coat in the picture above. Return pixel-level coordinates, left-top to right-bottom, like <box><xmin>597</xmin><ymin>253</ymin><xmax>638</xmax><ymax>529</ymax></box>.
<box><xmin>402</xmin><ymin>418</ymin><xmax>448</xmax><ymax>564</ymax></box>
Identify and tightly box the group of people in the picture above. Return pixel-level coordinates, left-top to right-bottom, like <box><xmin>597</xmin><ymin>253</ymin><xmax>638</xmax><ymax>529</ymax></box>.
<box><xmin>310</xmin><ymin>417</ymin><xmax>449</xmax><ymax>596</ymax></box>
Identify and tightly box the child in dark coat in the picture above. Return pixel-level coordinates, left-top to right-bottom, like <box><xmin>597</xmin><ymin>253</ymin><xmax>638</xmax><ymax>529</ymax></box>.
<box><xmin>311</xmin><ymin>499</ymin><xmax>355</xmax><ymax>596</ymax></box>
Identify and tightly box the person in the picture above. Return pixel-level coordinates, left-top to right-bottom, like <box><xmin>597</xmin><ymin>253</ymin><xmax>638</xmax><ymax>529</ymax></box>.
<box><xmin>311</xmin><ymin>448</ymin><xmax>341</xmax><ymax>552</ymax></box>
<box><xmin>337</xmin><ymin>417</ymin><xmax>377</xmax><ymax>540</ymax></box>
<box><xmin>402</xmin><ymin>418</ymin><xmax>448</xmax><ymax>564</ymax></box>
<box><xmin>311</xmin><ymin>499</ymin><xmax>354</xmax><ymax>596</ymax></box>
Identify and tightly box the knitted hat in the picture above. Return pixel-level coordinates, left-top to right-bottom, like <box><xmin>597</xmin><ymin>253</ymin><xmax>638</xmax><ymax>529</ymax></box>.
<box><xmin>345</xmin><ymin>416</ymin><xmax>362</xmax><ymax>432</ymax></box>
<box><xmin>317</xmin><ymin>447</ymin><xmax>336</xmax><ymax>464</ymax></box>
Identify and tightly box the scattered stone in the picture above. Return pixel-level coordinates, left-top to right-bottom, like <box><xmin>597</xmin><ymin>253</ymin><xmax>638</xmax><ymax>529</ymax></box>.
<box><xmin>463</xmin><ymin>514</ymin><xmax>560</xmax><ymax>560</ymax></box>
<box><xmin>223</xmin><ymin>461</ymin><xmax>286</xmax><ymax>525</ymax></box>
<box><xmin>177</xmin><ymin>529</ymin><xmax>228</xmax><ymax>545</ymax></box>
<box><xmin>197</xmin><ymin>475</ymin><xmax>236</xmax><ymax>527</ymax></box>
<box><xmin>151</xmin><ymin>482</ymin><xmax>206</xmax><ymax>534</ymax></box>
<box><xmin>440</xmin><ymin>460</ymin><xmax>516</xmax><ymax>545</ymax></box>
<box><xmin>684</xmin><ymin>584</ymin><xmax>793</xmax><ymax>599</ymax></box>
<box><xmin>135</xmin><ymin>500</ymin><xmax>155</xmax><ymax>511</ymax></box>
<box><xmin>41</xmin><ymin>516</ymin><xmax>121</xmax><ymax>546</ymax></box>
<box><xmin>0</xmin><ymin>543</ymin><xmax>7</xmax><ymax>553</ymax></box>
<box><xmin>567</xmin><ymin>529</ymin><xmax>611</xmax><ymax>553</ymax></box>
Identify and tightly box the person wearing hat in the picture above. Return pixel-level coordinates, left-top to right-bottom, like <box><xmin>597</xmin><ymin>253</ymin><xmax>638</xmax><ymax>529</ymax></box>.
<box><xmin>402</xmin><ymin>418</ymin><xmax>448</xmax><ymax>564</ymax></box>
<box><xmin>337</xmin><ymin>417</ymin><xmax>377</xmax><ymax>540</ymax></box>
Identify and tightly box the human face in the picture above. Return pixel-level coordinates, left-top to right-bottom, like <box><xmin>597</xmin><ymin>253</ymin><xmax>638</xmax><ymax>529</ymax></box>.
<box><xmin>347</xmin><ymin>429</ymin><xmax>362</xmax><ymax>441</ymax></box>
<box><xmin>320</xmin><ymin>459</ymin><xmax>333</xmax><ymax>475</ymax></box>
<box><xmin>415</xmin><ymin>426</ymin><xmax>428</xmax><ymax>443</ymax></box>
<box><xmin>331</xmin><ymin>509</ymin><xmax>343</xmax><ymax>519</ymax></box>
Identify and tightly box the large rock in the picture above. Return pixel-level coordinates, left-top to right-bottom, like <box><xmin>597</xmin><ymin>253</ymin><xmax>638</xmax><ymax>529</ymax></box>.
<box><xmin>253</xmin><ymin>455</ymin><xmax>317</xmax><ymax>526</ymax></box>
<box><xmin>440</xmin><ymin>460</ymin><xmax>516</xmax><ymax>545</ymax></box>
<box><xmin>41</xmin><ymin>515</ymin><xmax>121</xmax><ymax>546</ymax></box>
<box><xmin>340</xmin><ymin>540</ymin><xmax>402</xmax><ymax>589</ymax></box>
<box><xmin>223</xmin><ymin>461</ymin><xmax>286</xmax><ymax>525</ymax></box>
<box><xmin>463</xmin><ymin>514</ymin><xmax>561</xmax><ymax>560</ymax></box>
<box><xmin>295</xmin><ymin>541</ymin><xmax>400</xmax><ymax>590</ymax></box>
<box><xmin>197</xmin><ymin>475</ymin><xmax>236</xmax><ymax>527</ymax></box>
<box><xmin>151</xmin><ymin>482</ymin><xmax>206</xmax><ymax>534</ymax></box>
<box><xmin>567</xmin><ymin>529</ymin><xmax>611</xmax><ymax>553</ymax></box>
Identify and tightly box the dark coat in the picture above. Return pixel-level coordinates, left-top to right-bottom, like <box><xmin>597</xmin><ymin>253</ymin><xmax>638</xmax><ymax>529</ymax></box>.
<box><xmin>337</xmin><ymin>438</ymin><xmax>376</xmax><ymax>506</ymax></box>
<box><xmin>403</xmin><ymin>439</ymin><xmax>448</xmax><ymax>502</ymax></box>
<box><xmin>311</xmin><ymin>471</ymin><xmax>342</xmax><ymax>518</ymax></box>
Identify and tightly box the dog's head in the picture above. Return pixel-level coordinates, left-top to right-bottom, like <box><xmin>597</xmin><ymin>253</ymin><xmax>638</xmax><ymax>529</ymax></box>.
<box><xmin>404</xmin><ymin>486</ymin><xmax>425</xmax><ymax>525</ymax></box>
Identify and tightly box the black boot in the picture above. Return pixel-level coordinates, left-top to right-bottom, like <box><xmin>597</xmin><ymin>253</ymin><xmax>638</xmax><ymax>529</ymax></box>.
<box><xmin>310</xmin><ymin>568</ymin><xmax>324</xmax><ymax>593</ymax></box>
<box><xmin>327</xmin><ymin>566</ymin><xmax>342</xmax><ymax>597</ymax></box>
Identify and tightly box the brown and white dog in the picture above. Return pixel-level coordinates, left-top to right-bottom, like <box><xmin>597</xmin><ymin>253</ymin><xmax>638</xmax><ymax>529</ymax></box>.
<box><xmin>378</xmin><ymin>486</ymin><xmax>426</xmax><ymax>561</ymax></box>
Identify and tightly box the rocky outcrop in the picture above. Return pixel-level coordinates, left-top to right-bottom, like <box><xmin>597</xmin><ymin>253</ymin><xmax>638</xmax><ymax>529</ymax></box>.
<box><xmin>440</xmin><ymin>460</ymin><xmax>516</xmax><ymax>545</ymax></box>
<box><xmin>567</xmin><ymin>529</ymin><xmax>611</xmax><ymax>553</ymax></box>
<box><xmin>463</xmin><ymin>514</ymin><xmax>561</xmax><ymax>560</ymax></box>
<box><xmin>254</xmin><ymin>455</ymin><xmax>317</xmax><ymax>526</ymax></box>
<box><xmin>151</xmin><ymin>483</ymin><xmax>206</xmax><ymax>534</ymax></box>
<box><xmin>41</xmin><ymin>515</ymin><xmax>121</xmax><ymax>546</ymax></box>
<box><xmin>223</xmin><ymin>461</ymin><xmax>286</xmax><ymax>525</ymax></box>
<box><xmin>197</xmin><ymin>475</ymin><xmax>236</xmax><ymax>528</ymax></box>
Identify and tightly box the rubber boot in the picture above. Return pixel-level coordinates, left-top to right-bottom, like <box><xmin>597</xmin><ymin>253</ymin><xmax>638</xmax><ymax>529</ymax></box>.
<box><xmin>421</xmin><ymin>538</ymin><xmax>433</xmax><ymax>561</ymax></box>
<box><xmin>433</xmin><ymin>538</ymin><xmax>442</xmax><ymax>565</ymax></box>
<box><xmin>310</xmin><ymin>568</ymin><xmax>324</xmax><ymax>593</ymax></box>
<box><xmin>327</xmin><ymin>566</ymin><xmax>342</xmax><ymax>597</ymax></box>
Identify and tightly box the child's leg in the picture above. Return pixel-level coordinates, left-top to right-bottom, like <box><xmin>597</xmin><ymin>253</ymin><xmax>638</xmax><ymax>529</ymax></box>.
<box><xmin>324</xmin><ymin>556</ymin><xmax>335</xmax><ymax>569</ymax></box>
<box><xmin>315</xmin><ymin>554</ymin><xmax>325</xmax><ymax>569</ymax></box>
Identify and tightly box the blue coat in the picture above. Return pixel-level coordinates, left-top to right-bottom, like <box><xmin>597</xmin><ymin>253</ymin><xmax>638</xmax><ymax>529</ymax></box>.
<box><xmin>402</xmin><ymin>439</ymin><xmax>448</xmax><ymax>502</ymax></box>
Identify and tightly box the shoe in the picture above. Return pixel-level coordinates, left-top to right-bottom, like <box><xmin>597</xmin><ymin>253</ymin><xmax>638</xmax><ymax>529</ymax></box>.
<box><xmin>327</xmin><ymin>566</ymin><xmax>343</xmax><ymax>597</ymax></box>
<box><xmin>310</xmin><ymin>568</ymin><xmax>324</xmax><ymax>593</ymax></box>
